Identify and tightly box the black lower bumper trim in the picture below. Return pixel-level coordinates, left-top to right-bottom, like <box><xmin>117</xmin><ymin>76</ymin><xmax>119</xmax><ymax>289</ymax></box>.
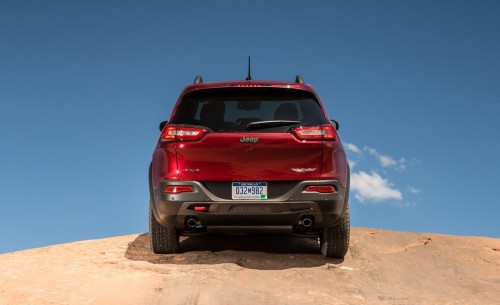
<box><xmin>151</xmin><ymin>180</ymin><xmax>348</xmax><ymax>229</ymax></box>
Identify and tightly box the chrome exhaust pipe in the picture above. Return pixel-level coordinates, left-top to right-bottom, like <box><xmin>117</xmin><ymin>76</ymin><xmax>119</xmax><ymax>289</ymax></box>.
<box><xmin>301</xmin><ymin>218</ymin><xmax>313</xmax><ymax>228</ymax></box>
<box><xmin>186</xmin><ymin>218</ymin><xmax>198</xmax><ymax>228</ymax></box>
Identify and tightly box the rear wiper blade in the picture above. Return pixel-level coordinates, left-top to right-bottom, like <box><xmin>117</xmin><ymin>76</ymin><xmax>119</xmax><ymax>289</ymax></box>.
<box><xmin>246</xmin><ymin>120</ymin><xmax>301</xmax><ymax>130</ymax></box>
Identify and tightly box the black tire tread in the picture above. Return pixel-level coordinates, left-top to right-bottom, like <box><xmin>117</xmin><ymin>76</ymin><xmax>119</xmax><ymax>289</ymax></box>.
<box><xmin>149</xmin><ymin>206</ymin><xmax>179</xmax><ymax>254</ymax></box>
<box><xmin>321</xmin><ymin>203</ymin><xmax>350</xmax><ymax>259</ymax></box>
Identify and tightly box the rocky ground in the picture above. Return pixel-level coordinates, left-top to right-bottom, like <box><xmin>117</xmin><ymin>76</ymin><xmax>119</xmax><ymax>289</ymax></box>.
<box><xmin>0</xmin><ymin>227</ymin><xmax>499</xmax><ymax>305</ymax></box>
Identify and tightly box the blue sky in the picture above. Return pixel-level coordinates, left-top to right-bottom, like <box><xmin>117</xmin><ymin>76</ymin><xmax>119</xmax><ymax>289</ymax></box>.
<box><xmin>1</xmin><ymin>0</ymin><xmax>499</xmax><ymax>253</ymax></box>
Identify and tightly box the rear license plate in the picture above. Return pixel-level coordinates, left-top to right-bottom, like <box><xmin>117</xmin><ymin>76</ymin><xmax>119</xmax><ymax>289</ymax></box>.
<box><xmin>232</xmin><ymin>182</ymin><xmax>267</xmax><ymax>200</ymax></box>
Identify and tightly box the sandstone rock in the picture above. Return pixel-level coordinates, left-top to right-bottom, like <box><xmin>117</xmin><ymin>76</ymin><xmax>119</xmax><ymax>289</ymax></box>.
<box><xmin>0</xmin><ymin>228</ymin><xmax>498</xmax><ymax>304</ymax></box>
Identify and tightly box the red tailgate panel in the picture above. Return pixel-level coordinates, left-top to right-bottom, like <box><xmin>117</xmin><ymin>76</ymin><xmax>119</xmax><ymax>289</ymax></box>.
<box><xmin>176</xmin><ymin>133</ymin><xmax>323</xmax><ymax>181</ymax></box>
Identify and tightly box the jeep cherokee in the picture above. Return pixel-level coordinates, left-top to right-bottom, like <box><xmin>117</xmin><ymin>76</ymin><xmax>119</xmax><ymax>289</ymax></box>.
<box><xmin>149</xmin><ymin>75</ymin><xmax>350</xmax><ymax>258</ymax></box>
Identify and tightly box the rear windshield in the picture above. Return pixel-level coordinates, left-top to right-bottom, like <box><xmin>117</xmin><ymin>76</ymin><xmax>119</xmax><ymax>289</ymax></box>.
<box><xmin>170</xmin><ymin>88</ymin><xmax>328</xmax><ymax>132</ymax></box>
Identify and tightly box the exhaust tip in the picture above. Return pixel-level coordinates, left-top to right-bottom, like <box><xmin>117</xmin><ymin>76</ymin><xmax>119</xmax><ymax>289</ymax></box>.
<box><xmin>301</xmin><ymin>217</ymin><xmax>313</xmax><ymax>228</ymax></box>
<box><xmin>186</xmin><ymin>218</ymin><xmax>198</xmax><ymax>228</ymax></box>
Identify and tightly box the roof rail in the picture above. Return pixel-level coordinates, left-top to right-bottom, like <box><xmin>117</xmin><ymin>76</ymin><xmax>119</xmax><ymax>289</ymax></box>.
<box><xmin>295</xmin><ymin>75</ymin><xmax>304</xmax><ymax>84</ymax></box>
<box><xmin>193</xmin><ymin>75</ymin><xmax>203</xmax><ymax>84</ymax></box>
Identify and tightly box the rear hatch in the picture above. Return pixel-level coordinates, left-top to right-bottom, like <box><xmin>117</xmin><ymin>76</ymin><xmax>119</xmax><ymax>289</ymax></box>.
<box><xmin>162</xmin><ymin>87</ymin><xmax>334</xmax><ymax>197</ymax></box>
<box><xmin>176</xmin><ymin>132</ymin><xmax>323</xmax><ymax>181</ymax></box>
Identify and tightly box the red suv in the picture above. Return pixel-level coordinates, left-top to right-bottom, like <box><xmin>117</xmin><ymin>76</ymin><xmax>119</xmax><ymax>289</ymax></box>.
<box><xmin>149</xmin><ymin>75</ymin><xmax>350</xmax><ymax>258</ymax></box>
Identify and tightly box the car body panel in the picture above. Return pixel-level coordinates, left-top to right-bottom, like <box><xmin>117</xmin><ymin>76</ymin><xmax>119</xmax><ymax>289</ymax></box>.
<box><xmin>175</xmin><ymin>132</ymin><xmax>323</xmax><ymax>181</ymax></box>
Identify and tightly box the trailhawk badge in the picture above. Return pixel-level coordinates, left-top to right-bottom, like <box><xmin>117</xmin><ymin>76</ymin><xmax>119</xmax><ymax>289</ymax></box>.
<box><xmin>240</xmin><ymin>136</ymin><xmax>259</xmax><ymax>144</ymax></box>
<box><xmin>291</xmin><ymin>168</ymin><xmax>317</xmax><ymax>173</ymax></box>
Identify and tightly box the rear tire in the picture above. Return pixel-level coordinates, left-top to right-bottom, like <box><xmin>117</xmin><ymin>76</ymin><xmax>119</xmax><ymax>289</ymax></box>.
<box><xmin>149</xmin><ymin>205</ymin><xmax>179</xmax><ymax>254</ymax></box>
<box><xmin>320</xmin><ymin>203</ymin><xmax>350</xmax><ymax>259</ymax></box>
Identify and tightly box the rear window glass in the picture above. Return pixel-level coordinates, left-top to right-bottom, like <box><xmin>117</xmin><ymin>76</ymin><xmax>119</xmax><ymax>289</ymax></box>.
<box><xmin>171</xmin><ymin>88</ymin><xmax>328</xmax><ymax>132</ymax></box>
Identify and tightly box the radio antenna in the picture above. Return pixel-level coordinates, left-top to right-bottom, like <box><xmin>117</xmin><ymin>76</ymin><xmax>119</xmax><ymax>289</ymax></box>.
<box><xmin>245</xmin><ymin>56</ymin><xmax>252</xmax><ymax>81</ymax></box>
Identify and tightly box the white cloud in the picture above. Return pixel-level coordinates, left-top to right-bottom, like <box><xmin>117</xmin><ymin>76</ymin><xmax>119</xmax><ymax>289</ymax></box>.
<box><xmin>407</xmin><ymin>186</ymin><xmax>421</xmax><ymax>194</ymax></box>
<box><xmin>351</xmin><ymin>171</ymin><xmax>403</xmax><ymax>203</ymax></box>
<box><xmin>345</xmin><ymin>143</ymin><xmax>362</xmax><ymax>154</ymax></box>
<box><xmin>397</xmin><ymin>158</ymin><xmax>407</xmax><ymax>171</ymax></box>
<box><xmin>364</xmin><ymin>146</ymin><xmax>406</xmax><ymax>170</ymax></box>
<box><xmin>345</xmin><ymin>142</ymin><xmax>420</xmax><ymax>206</ymax></box>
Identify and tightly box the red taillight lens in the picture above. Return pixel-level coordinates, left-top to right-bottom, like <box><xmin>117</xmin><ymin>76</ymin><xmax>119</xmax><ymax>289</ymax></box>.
<box><xmin>304</xmin><ymin>185</ymin><xmax>336</xmax><ymax>193</ymax></box>
<box><xmin>163</xmin><ymin>186</ymin><xmax>194</xmax><ymax>194</ymax></box>
<box><xmin>292</xmin><ymin>125</ymin><xmax>336</xmax><ymax>141</ymax></box>
<box><xmin>160</xmin><ymin>126</ymin><xmax>207</xmax><ymax>142</ymax></box>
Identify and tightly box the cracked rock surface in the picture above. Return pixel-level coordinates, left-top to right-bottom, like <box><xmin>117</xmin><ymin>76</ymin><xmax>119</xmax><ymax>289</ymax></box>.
<box><xmin>0</xmin><ymin>228</ymin><xmax>499</xmax><ymax>305</ymax></box>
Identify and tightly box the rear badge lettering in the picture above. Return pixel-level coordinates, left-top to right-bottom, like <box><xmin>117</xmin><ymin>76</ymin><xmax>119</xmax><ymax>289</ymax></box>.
<box><xmin>240</xmin><ymin>136</ymin><xmax>259</xmax><ymax>144</ymax></box>
<box><xmin>291</xmin><ymin>168</ymin><xmax>317</xmax><ymax>173</ymax></box>
<box><xmin>182</xmin><ymin>168</ymin><xmax>200</xmax><ymax>173</ymax></box>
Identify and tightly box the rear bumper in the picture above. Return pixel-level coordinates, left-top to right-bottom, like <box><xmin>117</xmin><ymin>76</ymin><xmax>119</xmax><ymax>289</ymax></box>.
<box><xmin>151</xmin><ymin>180</ymin><xmax>348</xmax><ymax>230</ymax></box>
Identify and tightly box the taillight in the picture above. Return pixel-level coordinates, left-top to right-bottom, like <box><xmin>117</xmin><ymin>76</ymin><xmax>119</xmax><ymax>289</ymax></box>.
<box><xmin>292</xmin><ymin>125</ymin><xmax>336</xmax><ymax>141</ymax></box>
<box><xmin>304</xmin><ymin>185</ymin><xmax>336</xmax><ymax>193</ymax></box>
<box><xmin>160</xmin><ymin>126</ymin><xmax>207</xmax><ymax>142</ymax></box>
<box><xmin>163</xmin><ymin>186</ymin><xmax>194</xmax><ymax>194</ymax></box>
